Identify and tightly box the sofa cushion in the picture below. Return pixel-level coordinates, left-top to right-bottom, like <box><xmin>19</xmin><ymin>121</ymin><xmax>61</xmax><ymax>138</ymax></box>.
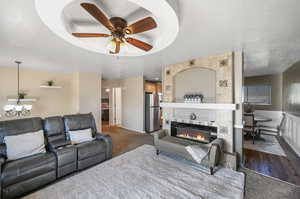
<box><xmin>1</xmin><ymin>153</ymin><xmax>56</xmax><ymax>187</ymax></box>
<box><xmin>43</xmin><ymin>116</ymin><xmax>65</xmax><ymax>137</ymax></box>
<box><xmin>63</xmin><ymin>113</ymin><xmax>97</xmax><ymax>136</ymax></box>
<box><xmin>0</xmin><ymin>117</ymin><xmax>43</xmax><ymax>144</ymax></box>
<box><xmin>4</xmin><ymin>130</ymin><xmax>46</xmax><ymax>161</ymax></box>
<box><xmin>76</xmin><ymin>139</ymin><xmax>106</xmax><ymax>160</ymax></box>
<box><xmin>69</xmin><ymin>128</ymin><xmax>94</xmax><ymax>144</ymax></box>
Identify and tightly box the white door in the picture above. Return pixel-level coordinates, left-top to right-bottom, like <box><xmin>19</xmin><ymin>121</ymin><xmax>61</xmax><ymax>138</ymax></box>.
<box><xmin>115</xmin><ymin>87</ymin><xmax>122</xmax><ymax>125</ymax></box>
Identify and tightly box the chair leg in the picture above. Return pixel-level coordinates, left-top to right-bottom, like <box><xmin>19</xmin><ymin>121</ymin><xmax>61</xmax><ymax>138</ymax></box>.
<box><xmin>156</xmin><ymin>149</ymin><xmax>160</xmax><ymax>155</ymax></box>
<box><xmin>209</xmin><ymin>167</ymin><xmax>214</xmax><ymax>175</ymax></box>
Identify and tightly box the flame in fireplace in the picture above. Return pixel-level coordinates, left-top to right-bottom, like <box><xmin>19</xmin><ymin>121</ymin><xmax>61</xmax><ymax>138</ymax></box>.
<box><xmin>177</xmin><ymin>132</ymin><xmax>205</xmax><ymax>142</ymax></box>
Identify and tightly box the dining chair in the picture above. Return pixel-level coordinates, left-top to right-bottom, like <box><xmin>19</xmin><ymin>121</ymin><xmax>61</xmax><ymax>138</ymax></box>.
<box><xmin>258</xmin><ymin>113</ymin><xmax>286</xmax><ymax>136</ymax></box>
<box><xmin>243</xmin><ymin>113</ymin><xmax>257</xmax><ymax>144</ymax></box>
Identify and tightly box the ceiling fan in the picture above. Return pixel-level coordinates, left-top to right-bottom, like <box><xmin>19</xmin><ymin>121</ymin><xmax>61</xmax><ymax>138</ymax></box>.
<box><xmin>72</xmin><ymin>3</ymin><xmax>157</xmax><ymax>54</ymax></box>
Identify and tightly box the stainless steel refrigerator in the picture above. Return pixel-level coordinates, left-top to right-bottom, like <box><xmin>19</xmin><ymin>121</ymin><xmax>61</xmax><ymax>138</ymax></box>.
<box><xmin>145</xmin><ymin>92</ymin><xmax>161</xmax><ymax>132</ymax></box>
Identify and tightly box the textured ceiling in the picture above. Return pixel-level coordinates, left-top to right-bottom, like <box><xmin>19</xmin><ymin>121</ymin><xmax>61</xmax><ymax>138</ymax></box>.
<box><xmin>0</xmin><ymin>0</ymin><xmax>300</xmax><ymax>80</ymax></box>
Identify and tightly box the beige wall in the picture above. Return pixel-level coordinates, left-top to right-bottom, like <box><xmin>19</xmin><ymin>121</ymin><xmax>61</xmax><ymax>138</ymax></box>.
<box><xmin>102</xmin><ymin>79</ymin><xmax>122</xmax><ymax>88</ymax></box>
<box><xmin>244</xmin><ymin>74</ymin><xmax>283</xmax><ymax>111</ymax></box>
<box><xmin>121</xmin><ymin>76</ymin><xmax>145</xmax><ymax>132</ymax></box>
<box><xmin>74</xmin><ymin>72</ymin><xmax>102</xmax><ymax>130</ymax></box>
<box><xmin>0</xmin><ymin>67</ymin><xmax>76</xmax><ymax>120</ymax></box>
<box><xmin>0</xmin><ymin>67</ymin><xmax>101</xmax><ymax>130</ymax></box>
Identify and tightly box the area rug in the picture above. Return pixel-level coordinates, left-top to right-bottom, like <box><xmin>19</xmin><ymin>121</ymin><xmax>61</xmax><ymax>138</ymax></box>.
<box><xmin>244</xmin><ymin>135</ymin><xmax>286</xmax><ymax>156</ymax></box>
<box><xmin>24</xmin><ymin>145</ymin><xmax>245</xmax><ymax>199</ymax></box>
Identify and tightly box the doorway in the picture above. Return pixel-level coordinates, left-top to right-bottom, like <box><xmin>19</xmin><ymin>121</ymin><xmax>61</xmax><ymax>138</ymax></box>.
<box><xmin>242</xmin><ymin>73</ymin><xmax>300</xmax><ymax>185</ymax></box>
<box><xmin>101</xmin><ymin>87</ymin><xmax>122</xmax><ymax>130</ymax></box>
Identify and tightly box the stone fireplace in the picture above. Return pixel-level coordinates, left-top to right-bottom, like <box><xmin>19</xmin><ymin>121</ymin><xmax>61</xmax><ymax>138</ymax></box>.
<box><xmin>161</xmin><ymin>52</ymin><xmax>236</xmax><ymax>153</ymax></box>
<box><xmin>171</xmin><ymin>122</ymin><xmax>217</xmax><ymax>144</ymax></box>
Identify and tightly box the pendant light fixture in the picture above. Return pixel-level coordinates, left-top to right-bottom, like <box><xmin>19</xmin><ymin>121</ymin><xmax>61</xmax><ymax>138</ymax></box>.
<box><xmin>3</xmin><ymin>61</ymin><xmax>32</xmax><ymax>117</ymax></box>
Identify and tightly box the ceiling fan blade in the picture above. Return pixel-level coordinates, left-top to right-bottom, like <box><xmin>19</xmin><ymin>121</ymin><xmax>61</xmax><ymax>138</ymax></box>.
<box><xmin>80</xmin><ymin>3</ymin><xmax>114</xmax><ymax>31</ymax></box>
<box><xmin>125</xmin><ymin>37</ymin><xmax>153</xmax><ymax>51</ymax></box>
<box><xmin>125</xmin><ymin>17</ymin><xmax>157</xmax><ymax>34</ymax></box>
<box><xmin>72</xmin><ymin>33</ymin><xmax>110</xmax><ymax>37</ymax></box>
<box><xmin>110</xmin><ymin>41</ymin><xmax>121</xmax><ymax>54</ymax></box>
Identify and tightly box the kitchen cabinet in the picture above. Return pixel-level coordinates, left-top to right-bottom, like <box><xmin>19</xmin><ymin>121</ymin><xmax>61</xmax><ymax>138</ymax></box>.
<box><xmin>145</xmin><ymin>81</ymin><xmax>162</xmax><ymax>94</ymax></box>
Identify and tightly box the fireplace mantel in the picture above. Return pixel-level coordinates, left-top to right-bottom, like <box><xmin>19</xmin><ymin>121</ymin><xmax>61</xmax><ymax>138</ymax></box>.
<box><xmin>160</xmin><ymin>102</ymin><xmax>238</xmax><ymax>111</ymax></box>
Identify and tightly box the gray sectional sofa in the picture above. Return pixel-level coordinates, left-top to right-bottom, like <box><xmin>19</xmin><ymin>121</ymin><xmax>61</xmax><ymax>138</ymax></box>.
<box><xmin>0</xmin><ymin>113</ymin><xmax>112</xmax><ymax>199</ymax></box>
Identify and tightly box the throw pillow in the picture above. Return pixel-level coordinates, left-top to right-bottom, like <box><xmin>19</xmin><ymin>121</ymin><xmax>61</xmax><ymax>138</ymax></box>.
<box><xmin>4</xmin><ymin>130</ymin><xmax>46</xmax><ymax>161</ymax></box>
<box><xmin>69</xmin><ymin>128</ymin><xmax>94</xmax><ymax>144</ymax></box>
<box><xmin>185</xmin><ymin>145</ymin><xmax>209</xmax><ymax>164</ymax></box>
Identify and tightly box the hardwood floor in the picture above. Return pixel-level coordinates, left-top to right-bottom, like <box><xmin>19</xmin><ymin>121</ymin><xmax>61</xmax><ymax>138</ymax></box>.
<box><xmin>244</xmin><ymin>136</ymin><xmax>300</xmax><ymax>185</ymax></box>
<box><xmin>101</xmin><ymin>122</ymin><xmax>153</xmax><ymax>157</ymax></box>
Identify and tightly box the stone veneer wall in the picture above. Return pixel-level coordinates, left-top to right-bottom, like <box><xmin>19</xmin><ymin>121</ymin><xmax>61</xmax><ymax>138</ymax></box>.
<box><xmin>162</xmin><ymin>52</ymin><xmax>235</xmax><ymax>153</ymax></box>
<box><xmin>163</xmin><ymin>52</ymin><xmax>233</xmax><ymax>103</ymax></box>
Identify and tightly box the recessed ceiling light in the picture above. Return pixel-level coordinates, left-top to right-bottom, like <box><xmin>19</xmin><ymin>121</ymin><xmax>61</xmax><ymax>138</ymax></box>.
<box><xmin>155</xmin><ymin>77</ymin><xmax>160</xmax><ymax>81</ymax></box>
<box><xmin>105</xmin><ymin>88</ymin><xmax>110</xmax><ymax>92</ymax></box>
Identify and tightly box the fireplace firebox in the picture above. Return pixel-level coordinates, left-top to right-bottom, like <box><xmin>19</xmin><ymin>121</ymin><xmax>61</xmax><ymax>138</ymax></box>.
<box><xmin>171</xmin><ymin>122</ymin><xmax>217</xmax><ymax>143</ymax></box>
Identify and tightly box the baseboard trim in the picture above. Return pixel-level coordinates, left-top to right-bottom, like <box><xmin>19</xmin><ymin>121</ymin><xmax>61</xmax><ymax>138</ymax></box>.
<box><xmin>119</xmin><ymin>126</ymin><xmax>146</xmax><ymax>134</ymax></box>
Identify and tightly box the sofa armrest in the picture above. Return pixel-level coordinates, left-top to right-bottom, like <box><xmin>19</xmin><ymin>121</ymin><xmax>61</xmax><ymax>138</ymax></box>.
<box><xmin>48</xmin><ymin>139</ymin><xmax>71</xmax><ymax>151</ymax></box>
<box><xmin>208</xmin><ymin>138</ymin><xmax>224</xmax><ymax>168</ymax></box>
<box><xmin>153</xmin><ymin>129</ymin><xmax>167</xmax><ymax>146</ymax></box>
<box><xmin>96</xmin><ymin>133</ymin><xmax>112</xmax><ymax>159</ymax></box>
<box><xmin>0</xmin><ymin>156</ymin><xmax>5</xmax><ymax>166</ymax></box>
<box><xmin>0</xmin><ymin>155</ymin><xmax>5</xmax><ymax>198</ymax></box>
<box><xmin>210</xmin><ymin>138</ymin><xmax>224</xmax><ymax>150</ymax></box>
<box><xmin>0</xmin><ymin>144</ymin><xmax>6</xmax><ymax>157</ymax></box>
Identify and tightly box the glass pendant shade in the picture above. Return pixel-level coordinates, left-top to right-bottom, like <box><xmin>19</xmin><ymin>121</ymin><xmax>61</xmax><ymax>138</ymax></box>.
<box><xmin>2</xmin><ymin>61</ymin><xmax>33</xmax><ymax>118</ymax></box>
<box><xmin>106</xmin><ymin>39</ymin><xmax>129</xmax><ymax>55</ymax></box>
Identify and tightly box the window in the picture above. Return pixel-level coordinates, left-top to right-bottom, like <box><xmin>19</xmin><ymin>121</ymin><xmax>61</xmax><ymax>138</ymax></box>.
<box><xmin>244</xmin><ymin>85</ymin><xmax>272</xmax><ymax>105</ymax></box>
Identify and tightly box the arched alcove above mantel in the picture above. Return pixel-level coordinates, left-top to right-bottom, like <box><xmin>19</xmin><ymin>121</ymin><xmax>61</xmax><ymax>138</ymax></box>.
<box><xmin>174</xmin><ymin>67</ymin><xmax>216</xmax><ymax>103</ymax></box>
<box><xmin>163</xmin><ymin>52</ymin><xmax>233</xmax><ymax>104</ymax></box>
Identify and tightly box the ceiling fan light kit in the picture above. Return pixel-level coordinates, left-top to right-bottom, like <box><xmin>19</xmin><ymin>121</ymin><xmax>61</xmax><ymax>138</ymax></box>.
<box><xmin>72</xmin><ymin>3</ymin><xmax>157</xmax><ymax>55</ymax></box>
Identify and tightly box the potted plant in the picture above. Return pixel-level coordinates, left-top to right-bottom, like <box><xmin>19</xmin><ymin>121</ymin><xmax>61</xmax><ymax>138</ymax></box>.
<box><xmin>199</xmin><ymin>94</ymin><xmax>204</xmax><ymax>103</ymax></box>
<box><xmin>47</xmin><ymin>80</ymin><xmax>54</xmax><ymax>86</ymax></box>
<box><xmin>18</xmin><ymin>92</ymin><xmax>27</xmax><ymax>99</ymax></box>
